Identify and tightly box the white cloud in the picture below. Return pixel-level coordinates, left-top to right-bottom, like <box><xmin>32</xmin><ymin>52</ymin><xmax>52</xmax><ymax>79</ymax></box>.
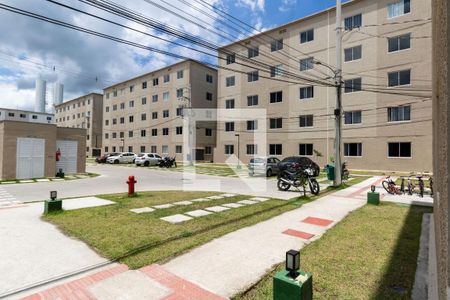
<box><xmin>236</xmin><ymin>0</ymin><xmax>265</xmax><ymax>12</ymax></box>
<box><xmin>279</xmin><ymin>0</ymin><xmax>297</xmax><ymax>12</ymax></box>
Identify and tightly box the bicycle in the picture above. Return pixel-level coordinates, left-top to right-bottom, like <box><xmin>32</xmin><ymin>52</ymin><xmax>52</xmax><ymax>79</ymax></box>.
<box><xmin>382</xmin><ymin>176</ymin><xmax>403</xmax><ymax>195</ymax></box>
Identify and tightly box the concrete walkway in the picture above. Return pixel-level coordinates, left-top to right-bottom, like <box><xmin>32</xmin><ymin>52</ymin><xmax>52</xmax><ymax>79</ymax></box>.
<box><xmin>16</xmin><ymin>177</ymin><xmax>382</xmax><ymax>299</ymax></box>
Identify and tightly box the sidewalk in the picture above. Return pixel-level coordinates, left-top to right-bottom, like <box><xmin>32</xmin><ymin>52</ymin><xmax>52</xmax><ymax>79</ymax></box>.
<box><xmin>16</xmin><ymin>177</ymin><xmax>382</xmax><ymax>299</ymax></box>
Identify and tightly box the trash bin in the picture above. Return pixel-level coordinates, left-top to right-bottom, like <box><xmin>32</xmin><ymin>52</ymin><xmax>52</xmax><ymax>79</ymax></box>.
<box><xmin>325</xmin><ymin>164</ymin><xmax>335</xmax><ymax>181</ymax></box>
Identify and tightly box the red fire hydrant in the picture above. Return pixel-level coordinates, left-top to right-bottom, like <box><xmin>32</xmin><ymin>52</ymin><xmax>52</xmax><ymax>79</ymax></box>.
<box><xmin>126</xmin><ymin>175</ymin><xmax>137</xmax><ymax>197</ymax></box>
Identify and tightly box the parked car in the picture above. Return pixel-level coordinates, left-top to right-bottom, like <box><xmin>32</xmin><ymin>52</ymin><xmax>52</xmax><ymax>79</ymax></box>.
<box><xmin>106</xmin><ymin>152</ymin><xmax>137</xmax><ymax>164</ymax></box>
<box><xmin>135</xmin><ymin>153</ymin><xmax>162</xmax><ymax>166</ymax></box>
<box><xmin>277</xmin><ymin>156</ymin><xmax>320</xmax><ymax>177</ymax></box>
<box><xmin>248</xmin><ymin>157</ymin><xmax>281</xmax><ymax>177</ymax></box>
<box><xmin>95</xmin><ymin>152</ymin><xmax>120</xmax><ymax>164</ymax></box>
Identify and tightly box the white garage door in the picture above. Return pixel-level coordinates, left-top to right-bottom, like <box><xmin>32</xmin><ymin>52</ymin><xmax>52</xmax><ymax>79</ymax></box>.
<box><xmin>56</xmin><ymin>140</ymin><xmax>78</xmax><ymax>174</ymax></box>
<box><xmin>16</xmin><ymin>138</ymin><xmax>45</xmax><ymax>179</ymax></box>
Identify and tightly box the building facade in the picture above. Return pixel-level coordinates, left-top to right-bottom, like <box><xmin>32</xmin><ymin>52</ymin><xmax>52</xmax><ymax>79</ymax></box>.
<box><xmin>215</xmin><ymin>0</ymin><xmax>432</xmax><ymax>172</ymax></box>
<box><xmin>55</xmin><ymin>93</ymin><xmax>103</xmax><ymax>156</ymax></box>
<box><xmin>102</xmin><ymin>59</ymin><xmax>217</xmax><ymax>161</ymax></box>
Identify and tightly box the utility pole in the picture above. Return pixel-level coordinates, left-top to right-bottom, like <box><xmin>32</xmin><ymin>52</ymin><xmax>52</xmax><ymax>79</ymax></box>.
<box><xmin>334</xmin><ymin>0</ymin><xmax>343</xmax><ymax>186</ymax></box>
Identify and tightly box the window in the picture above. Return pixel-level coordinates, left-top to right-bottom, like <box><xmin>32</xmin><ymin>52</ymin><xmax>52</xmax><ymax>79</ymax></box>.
<box><xmin>177</xmin><ymin>70</ymin><xmax>184</xmax><ymax>79</ymax></box>
<box><xmin>225</xmin><ymin>145</ymin><xmax>234</xmax><ymax>155</ymax></box>
<box><xmin>205</xmin><ymin>128</ymin><xmax>212</xmax><ymax>136</ymax></box>
<box><xmin>129</xmin><ymin>85</ymin><xmax>134</xmax><ymax>93</ymax></box>
<box><xmin>225</xmin><ymin>122</ymin><xmax>235</xmax><ymax>132</ymax></box>
<box><xmin>153</xmin><ymin>78</ymin><xmax>159</xmax><ymax>86</ymax></box>
<box><xmin>106</xmin><ymin>93</ymin><xmax>110</xmax><ymax>99</ymax></box>
<box><xmin>141</xmin><ymin>130</ymin><xmax>146</xmax><ymax>137</ymax></box>
<box><xmin>113</xmin><ymin>118</ymin><xmax>117</xmax><ymax>125</ymax></box>
<box><xmin>247</xmin><ymin>71</ymin><xmax>259</xmax><ymax>82</ymax></box>
<box><xmin>176</xmin><ymin>89</ymin><xmax>183</xmax><ymax>98</ymax></box>
<box><xmin>388</xmin><ymin>106</ymin><xmax>411</xmax><ymax>122</ymax></box>
<box><xmin>225</xmin><ymin>99</ymin><xmax>235</xmax><ymax>109</ymax></box>
<box><xmin>247</xmin><ymin>144</ymin><xmax>257</xmax><ymax>155</ymax></box>
<box><xmin>205</xmin><ymin>146</ymin><xmax>212</xmax><ymax>155</ymax></box>
<box><xmin>300</xmin><ymin>29</ymin><xmax>314</xmax><ymax>43</ymax></box>
<box><xmin>388</xmin><ymin>142</ymin><xmax>411</xmax><ymax>157</ymax></box>
<box><xmin>299</xmin><ymin>115</ymin><xmax>314</xmax><ymax>127</ymax></box>
<box><xmin>344</xmin><ymin>143</ymin><xmax>362</xmax><ymax>157</ymax></box>
<box><xmin>129</xmin><ymin>131</ymin><xmax>134</xmax><ymax>138</ymax></box>
<box><xmin>163</xmin><ymin>92</ymin><xmax>169</xmax><ymax>101</ymax></box>
<box><xmin>106</xmin><ymin>106</ymin><xmax>110</xmax><ymax>112</ymax></box>
<box><xmin>112</xmin><ymin>132</ymin><xmax>117</xmax><ymax>139</ymax></box>
<box><xmin>32</xmin><ymin>115</ymin><xmax>37</xmax><ymax>119</ymax></box>
<box><xmin>247</xmin><ymin>95</ymin><xmax>258</xmax><ymax>106</ymax></box>
<box><xmin>270</xmin><ymin>118</ymin><xmax>283</xmax><ymax>129</ymax></box>
<box><xmin>300</xmin><ymin>57</ymin><xmax>314</xmax><ymax>71</ymax></box>
<box><xmin>113</xmin><ymin>104</ymin><xmax>117</xmax><ymax>111</ymax></box>
<box><xmin>388</xmin><ymin>70</ymin><xmax>411</xmax><ymax>86</ymax></box>
<box><xmin>152</xmin><ymin>112</ymin><xmax>158</xmax><ymax>119</ymax></box>
<box><xmin>176</xmin><ymin>126</ymin><xmax>183</xmax><ymax>135</ymax></box>
<box><xmin>142</xmin><ymin>81</ymin><xmax>147</xmax><ymax>89</ymax></box>
<box><xmin>344</xmin><ymin>111</ymin><xmax>362</xmax><ymax>124</ymax></box>
<box><xmin>176</xmin><ymin>107</ymin><xmax>183</xmax><ymax>116</ymax></box>
<box><xmin>345</xmin><ymin>14</ymin><xmax>362</xmax><ymax>30</ymax></box>
<box><xmin>151</xmin><ymin>145</ymin><xmax>157</xmax><ymax>153</ymax></box>
<box><xmin>247</xmin><ymin>120</ymin><xmax>258</xmax><ymax>130</ymax></box>
<box><xmin>270</xmin><ymin>65</ymin><xmax>283</xmax><ymax>77</ymax></box>
<box><xmin>344</xmin><ymin>45</ymin><xmax>362</xmax><ymax>62</ymax></box>
<box><xmin>140</xmin><ymin>146</ymin><xmax>145</xmax><ymax>153</ymax></box>
<box><xmin>19</xmin><ymin>113</ymin><xmax>26</xmax><ymax>118</ymax></box>
<box><xmin>344</xmin><ymin>78</ymin><xmax>362</xmax><ymax>93</ymax></box>
<box><xmin>152</xmin><ymin>95</ymin><xmax>158</xmax><ymax>102</ymax></box>
<box><xmin>388</xmin><ymin>0</ymin><xmax>410</xmax><ymax>18</ymax></box>
<box><xmin>226</xmin><ymin>76</ymin><xmax>235</xmax><ymax>87</ymax></box>
<box><xmin>120</xmin><ymin>103</ymin><xmax>125</xmax><ymax>109</ymax></box>
<box><xmin>162</xmin><ymin>128</ymin><xmax>169</xmax><ymax>135</ymax></box>
<box><xmin>120</xmin><ymin>117</ymin><xmax>125</xmax><ymax>124</ymax></box>
<box><xmin>226</xmin><ymin>53</ymin><xmax>235</xmax><ymax>65</ymax></box>
<box><xmin>271</xmin><ymin>39</ymin><xmax>283</xmax><ymax>52</ymax></box>
<box><xmin>152</xmin><ymin>129</ymin><xmax>158</xmax><ymax>136</ymax></box>
<box><xmin>248</xmin><ymin>47</ymin><xmax>259</xmax><ymax>58</ymax></box>
<box><xmin>388</xmin><ymin>34</ymin><xmax>411</xmax><ymax>52</ymax></box>
<box><xmin>299</xmin><ymin>144</ymin><xmax>313</xmax><ymax>156</ymax></box>
<box><xmin>119</xmin><ymin>132</ymin><xmax>124</xmax><ymax>138</ymax></box>
<box><xmin>129</xmin><ymin>100</ymin><xmax>134</xmax><ymax>108</ymax></box>
<box><xmin>141</xmin><ymin>113</ymin><xmax>147</xmax><ymax>121</ymax></box>
<box><xmin>129</xmin><ymin>115</ymin><xmax>134</xmax><ymax>123</ymax></box>
<box><xmin>269</xmin><ymin>144</ymin><xmax>282</xmax><ymax>155</ymax></box>
<box><xmin>162</xmin><ymin>145</ymin><xmax>168</xmax><ymax>154</ymax></box>
<box><xmin>270</xmin><ymin>91</ymin><xmax>283</xmax><ymax>103</ymax></box>
<box><xmin>206</xmin><ymin>74</ymin><xmax>213</xmax><ymax>83</ymax></box>
<box><xmin>163</xmin><ymin>74</ymin><xmax>170</xmax><ymax>83</ymax></box>
<box><xmin>175</xmin><ymin>145</ymin><xmax>183</xmax><ymax>154</ymax></box>
<box><xmin>113</xmin><ymin>91</ymin><xmax>117</xmax><ymax>97</ymax></box>
<box><xmin>300</xmin><ymin>86</ymin><xmax>314</xmax><ymax>99</ymax></box>
<box><xmin>206</xmin><ymin>92</ymin><xmax>213</xmax><ymax>101</ymax></box>
<box><xmin>163</xmin><ymin>110</ymin><xmax>169</xmax><ymax>118</ymax></box>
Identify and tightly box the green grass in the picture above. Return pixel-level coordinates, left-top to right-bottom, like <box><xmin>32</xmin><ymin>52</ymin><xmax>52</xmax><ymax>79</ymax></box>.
<box><xmin>234</xmin><ymin>203</ymin><xmax>431</xmax><ymax>300</ymax></box>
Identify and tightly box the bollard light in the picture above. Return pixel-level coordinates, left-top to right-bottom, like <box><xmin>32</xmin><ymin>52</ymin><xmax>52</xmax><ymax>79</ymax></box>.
<box><xmin>371</xmin><ymin>185</ymin><xmax>376</xmax><ymax>192</ymax></box>
<box><xmin>50</xmin><ymin>191</ymin><xmax>57</xmax><ymax>201</ymax></box>
<box><xmin>286</xmin><ymin>249</ymin><xmax>300</xmax><ymax>278</ymax></box>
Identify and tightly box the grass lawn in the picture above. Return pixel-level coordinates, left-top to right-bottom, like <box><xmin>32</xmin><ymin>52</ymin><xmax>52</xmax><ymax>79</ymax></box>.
<box><xmin>234</xmin><ymin>203</ymin><xmax>431</xmax><ymax>300</ymax></box>
<box><xmin>43</xmin><ymin>178</ymin><xmax>365</xmax><ymax>269</ymax></box>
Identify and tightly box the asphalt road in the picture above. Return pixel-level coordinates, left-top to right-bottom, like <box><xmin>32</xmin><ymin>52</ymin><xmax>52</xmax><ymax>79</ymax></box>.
<box><xmin>3</xmin><ymin>164</ymin><xmax>300</xmax><ymax>202</ymax></box>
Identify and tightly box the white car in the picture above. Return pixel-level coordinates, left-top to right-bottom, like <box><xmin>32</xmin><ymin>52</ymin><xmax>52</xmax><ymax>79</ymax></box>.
<box><xmin>135</xmin><ymin>153</ymin><xmax>162</xmax><ymax>166</ymax></box>
<box><xmin>107</xmin><ymin>152</ymin><xmax>137</xmax><ymax>164</ymax></box>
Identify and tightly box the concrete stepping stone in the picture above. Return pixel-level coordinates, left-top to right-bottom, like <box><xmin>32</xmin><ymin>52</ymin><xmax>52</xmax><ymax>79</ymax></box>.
<box><xmin>1</xmin><ymin>181</ymin><xmax>16</xmax><ymax>184</ymax></box>
<box><xmin>160</xmin><ymin>214</ymin><xmax>192</xmax><ymax>223</ymax></box>
<box><xmin>130</xmin><ymin>207</ymin><xmax>155</xmax><ymax>214</ymax></box>
<box><xmin>237</xmin><ymin>200</ymin><xmax>258</xmax><ymax>205</ymax></box>
<box><xmin>19</xmin><ymin>180</ymin><xmax>34</xmax><ymax>183</ymax></box>
<box><xmin>153</xmin><ymin>204</ymin><xmax>174</xmax><ymax>209</ymax></box>
<box><xmin>191</xmin><ymin>198</ymin><xmax>210</xmax><ymax>202</ymax></box>
<box><xmin>222</xmin><ymin>203</ymin><xmax>244</xmax><ymax>209</ymax></box>
<box><xmin>185</xmin><ymin>210</ymin><xmax>212</xmax><ymax>217</ymax></box>
<box><xmin>173</xmin><ymin>201</ymin><xmax>193</xmax><ymax>206</ymax></box>
<box><xmin>250</xmin><ymin>197</ymin><xmax>270</xmax><ymax>202</ymax></box>
<box><xmin>206</xmin><ymin>195</ymin><xmax>225</xmax><ymax>200</ymax></box>
<box><xmin>204</xmin><ymin>206</ymin><xmax>230</xmax><ymax>212</ymax></box>
<box><xmin>51</xmin><ymin>178</ymin><xmax>65</xmax><ymax>181</ymax></box>
<box><xmin>221</xmin><ymin>194</ymin><xmax>237</xmax><ymax>198</ymax></box>
<box><xmin>36</xmin><ymin>179</ymin><xmax>50</xmax><ymax>182</ymax></box>
<box><xmin>63</xmin><ymin>197</ymin><xmax>115</xmax><ymax>211</ymax></box>
<box><xmin>76</xmin><ymin>175</ymin><xmax>89</xmax><ymax>179</ymax></box>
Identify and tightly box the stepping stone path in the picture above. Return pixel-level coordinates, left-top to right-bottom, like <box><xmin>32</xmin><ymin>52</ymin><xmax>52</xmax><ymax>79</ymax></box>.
<box><xmin>237</xmin><ymin>200</ymin><xmax>258</xmax><ymax>205</ymax></box>
<box><xmin>185</xmin><ymin>210</ymin><xmax>212</xmax><ymax>217</ymax></box>
<box><xmin>36</xmin><ymin>179</ymin><xmax>50</xmax><ymax>182</ymax></box>
<box><xmin>206</xmin><ymin>195</ymin><xmax>225</xmax><ymax>200</ymax></box>
<box><xmin>173</xmin><ymin>201</ymin><xmax>193</xmax><ymax>206</ymax></box>
<box><xmin>153</xmin><ymin>204</ymin><xmax>174</xmax><ymax>209</ymax></box>
<box><xmin>51</xmin><ymin>178</ymin><xmax>65</xmax><ymax>181</ymax></box>
<box><xmin>130</xmin><ymin>207</ymin><xmax>155</xmax><ymax>214</ymax></box>
<box><xmin>160</xmin><ymin>214</ymin><xmax>193</xmax><ymax>224</ymax></box>
<box><xmin>250</xmin><ymin>197</ymin><xmax>270</xmax><ymax>202</ymax></box>
<box><xmin>222</xmin><ymin>203</ymin><xmax>244</xmax><ymax>209</ymax></box>
<box><xmin>19</xmin><ymin>180</ymin><xmax>34</xmax><ymax>183</ymax></box>
<box><xmin>221</xmin><ymin>194</ymin><xmax>237</xmax><ymax>198</ymax></box>
<box><xmin>204</xmin><ymin>206</ymin><xmax>230</xmax><ymax>213</ymax></box>
<box><xmin>191</xmin><ymin>198</ymin><xmax>211</xmax><ymax>202</ymax></box>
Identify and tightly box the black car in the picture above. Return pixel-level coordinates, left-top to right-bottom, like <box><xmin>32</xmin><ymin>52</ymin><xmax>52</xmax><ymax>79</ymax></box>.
<box><xmin>277</xmin><ymin>156</ymin><xmax>320</xmax><ymax>177</ymax></box>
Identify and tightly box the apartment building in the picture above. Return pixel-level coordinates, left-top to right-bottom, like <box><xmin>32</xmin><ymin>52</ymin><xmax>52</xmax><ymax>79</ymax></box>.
<box><xmin>216</xmin><ymin>0</ymin><xmax>432</xmax><ymax>172</ymax></box>
<box><xmin>55</xmin><ymin>93</ymin><xmax>103</xmax><ymax>156</ymax></box>
<box><xmin>102</xmin><ymin>59</ymin><xmax>217</xmax><ymax>161</ymax></box>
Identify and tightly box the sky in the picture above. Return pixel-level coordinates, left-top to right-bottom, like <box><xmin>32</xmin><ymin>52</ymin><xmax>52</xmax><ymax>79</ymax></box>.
<box><xmin>0</xmin><ymin>0</ymin><xmax>348</xmax><ymax>111</ymax></box>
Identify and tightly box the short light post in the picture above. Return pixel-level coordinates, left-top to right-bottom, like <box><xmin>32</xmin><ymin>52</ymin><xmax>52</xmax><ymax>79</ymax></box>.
<box><xmin>286</xmin><ymin>249</ymin><xmax>300</xmax><ymax>278</ymax></box>
<box><xmin>235</xmin><ymin>133</ymin><xmax>241</xmax><ymax>169</ymax></box>
<box><xmin>44</xmin><ymin>190</ymin><xmax>62</xmax><ymax>214</ymax></box>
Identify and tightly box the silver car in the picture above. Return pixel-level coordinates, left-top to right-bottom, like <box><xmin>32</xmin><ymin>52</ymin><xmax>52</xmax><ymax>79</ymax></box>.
<box><xmin>248</xmin><ymin>157</ymin><xmax>281</xmax><ymax>177</ymax></box>
<box><xmin>135</xmin><ymin>153</ymin><xmax>162</xmax><ymax>166</ymax></box>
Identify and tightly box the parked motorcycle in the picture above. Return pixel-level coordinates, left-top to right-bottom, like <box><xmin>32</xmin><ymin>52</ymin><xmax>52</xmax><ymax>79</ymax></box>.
<box><xmin>342</xmin><ymin>162</ymin><xmax>350</xmax><ymax>181</ymax></box>
<box><xmin>277</xmin><ymin>162</ymin><xmax>320</xmax><ymax>196</ymax></box>
<box><xmin>158</xmin><ymin>157</ymin><xmax>177</xmax><ymax>168</ymax></box>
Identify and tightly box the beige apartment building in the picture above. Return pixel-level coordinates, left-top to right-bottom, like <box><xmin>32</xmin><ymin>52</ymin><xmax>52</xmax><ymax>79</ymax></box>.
<box><xmin>216</xmin><ymin>0</ymin><xmax>432</xmax><ymax>172</ymax></box>
<box><xmin>55</xmin><ymin>93</ymin><xmax>103</xmax><ymax>156</ymax></box>
<box><xmin>102</xmin><ymin>59</ymin><xmax>217</xmax><ymax>161</ymax></box>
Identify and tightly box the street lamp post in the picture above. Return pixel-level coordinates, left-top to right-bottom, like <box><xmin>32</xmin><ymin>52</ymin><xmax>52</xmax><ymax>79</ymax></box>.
<box><xmin>235</xmin><ymin>134</ymin><xmax>241</xmax><ymax>169</ymax></box>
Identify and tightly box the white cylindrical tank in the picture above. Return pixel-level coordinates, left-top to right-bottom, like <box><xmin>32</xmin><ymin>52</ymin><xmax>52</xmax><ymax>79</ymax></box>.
<box><xmin>53</xmin><ymin>82</ymin><xmax>64</xmax><ymax>105</ymax></box>
<box><xmin>35</xmin><ymin>79</ymin><xmax>46</xmax><ymax>113</ymax></box>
